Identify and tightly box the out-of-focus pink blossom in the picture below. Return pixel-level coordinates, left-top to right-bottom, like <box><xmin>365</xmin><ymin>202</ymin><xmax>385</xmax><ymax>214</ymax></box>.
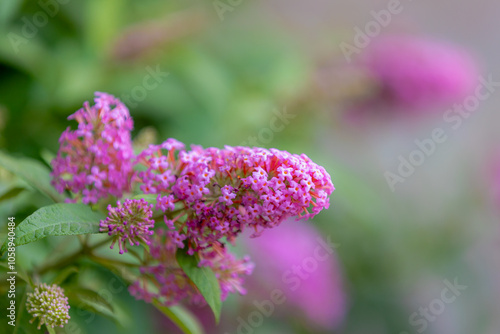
<box><xmin>244</xmin><ymin>222</ymin><xmax>346</xmax><ymax>330</ymax></box>
<box><xmin>359</xmin><ymin>35</ymin><xmax>478</xmax><ymax>113</ymax></box>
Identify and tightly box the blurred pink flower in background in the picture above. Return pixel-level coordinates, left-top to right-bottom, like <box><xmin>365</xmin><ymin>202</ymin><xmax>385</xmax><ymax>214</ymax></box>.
<box><xmin>155</xmin><ymin>221</ymin><xmax>346</xmax><ymax>333</ymax></box>
<box><xmin>358</xmin><ymin>34</ymin><xmax>478</xmax><ymax>113</ymax></box>
<box><xmin>243</xmin><ymin>221</ymin><xmax>346</xmax><ymax>330</ymax></box>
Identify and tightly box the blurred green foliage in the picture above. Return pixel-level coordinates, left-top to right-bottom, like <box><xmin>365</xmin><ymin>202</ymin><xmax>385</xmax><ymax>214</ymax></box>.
<box><xmin>0</xmin><ymin>1</ymin><xmax>494</xmax><ymax>334</ymax></box>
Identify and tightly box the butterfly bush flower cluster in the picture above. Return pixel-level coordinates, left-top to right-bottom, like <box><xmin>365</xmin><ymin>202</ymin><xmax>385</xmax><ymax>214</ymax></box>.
<box><xmin>129</xmin><ymin>229</ymin><xmax>254</xmax><ymax>306</ymax></box>
<box><xmin>26</xmin><ymin>283</ymin><xmax>71</xmax><ymax>329</ymax></box>
<box><xmin>51</xmin><ymin>92</ymin><xmax>335</xmax><ymax>308</ymax></box>
<box><xmin>51</xmin><ymin>92</ymin><xmax>135</xmax><ymax>204</ymax></box>
<box><xmin>136</xmin><ymin>141</ymin><xmax>335</xmax><ymax>252</ymax></box>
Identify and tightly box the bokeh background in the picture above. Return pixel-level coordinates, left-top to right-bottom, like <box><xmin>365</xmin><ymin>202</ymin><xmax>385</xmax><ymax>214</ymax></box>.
<box><xmin>1</xmin><ymin>0</ymin><xmax>499</xmax><ymax>333</ymax></box>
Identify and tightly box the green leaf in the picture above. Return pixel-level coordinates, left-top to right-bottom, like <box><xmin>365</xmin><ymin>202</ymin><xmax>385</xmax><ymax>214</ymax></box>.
<box><xmin>139</xmin><ymin>239</ymin><xmax>150</xmax><ymax>253</ymax></box>
<box><xmin>0</xmin><ymin>185</ymin><xmax>26</xmax><ymax>202</ymax></box>
<box><xmin>176</xmin><ymin>247</ymin><xmax>221</xmax><ymax>323</ymax></box>
<box><xmin>131</xmin><ymin>193</ymin><xmax>158</xmax><ymax>205</ymax></box>
<box><xmin>66</xmin><ymin>288</ymin><xmax>116</xmax><ymax>320</ymax></box>
<box><xmin>0</xmin><ymin>261</ymin><xmax>31</xmax><ymax>285</ymax></box>
<box><xmin>0</xmin><ymin>150</ymin><xmax>64</xmax><ymax>202</ymax></box>
<box><xmin>0</xmin><ymin>0</ymin><xmax>21</xmax><ymax>27</ymax></box>
<box><xmin>85</xmin><ymin>0</ymin><xmax>123</xmax><ymax>53</ymax></box>
<box><xmin>152</xmin><ymin>300</ymin><xmax>204</xmax><ymax>334</ymax></box>
<box><xmin>0</xmin><ymin>203</ymin><xmax>106</xmax><ymax>256</ymax></box>
<box><xmin>14</xmin><ymin>290</ymin><xmax>29</xmax><ymax>334</ymax></box>
<box><xmin>40</xmin><ymin>148</ymin><xmax>56</xmax><ymax>167</ymax></box>
<box><xmin>52</xmin><ymin>266</ymin><xmax>79</xmax><ymax>285</ymax></box>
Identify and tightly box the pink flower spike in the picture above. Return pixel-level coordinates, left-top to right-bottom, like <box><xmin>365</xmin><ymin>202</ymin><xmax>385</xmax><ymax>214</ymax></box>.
<box><xmin>51</xmin><ymin>92</ymin><xmax>135</xmax><ymax>204</ymax></box>
<box><xmin>135</xmin><ymin>139</ymin><xmax>334</xmax><ymax>251</ymax></box>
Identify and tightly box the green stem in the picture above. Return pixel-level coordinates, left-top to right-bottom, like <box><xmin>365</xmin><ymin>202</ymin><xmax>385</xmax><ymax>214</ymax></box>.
<box><xmin>13</xmin><ymin>289</ymin><xmax>28</xmax><ymax>334</ymax></box>
<box><xmin>37</xmin><ymin>248</ymin><xmax>86</xmax><ymax>275</ymax></box>
<box><xmin>88</xmin><ymin>255</ymin><xmax>137</xmax><ymax>285</ymax></box>
<box><xmin>77</xmin><ymin>235</ymin><xmax>85</xmax><ymax>246</ymax></box>
<box><xmin>37</xmin><ymin>236</ymin><xmax>111</xmax><ymax>275</ymax></box>
<box><xmin>45</xmin><ymin>235</ymin><xmax>74</xmax><ymax>261</ymax></box>
<box><xmin>89</xmin><ymin>254</ymin><xmax>142</xmax><ymax>268</ymax></box>
<box><xmin>126</xmin><ymin>248</ymin><xmax>144</xmax><ymax>263</ymax></box>
<box><xmin>88</xmin><ymin>236</ymin><xmax>112</xmax><ymax>249</ymax></box>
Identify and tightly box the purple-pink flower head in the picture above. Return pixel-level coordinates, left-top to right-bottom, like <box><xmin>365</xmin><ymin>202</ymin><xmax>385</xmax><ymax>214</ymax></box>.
<box><xmin>135</xmin><ymin>139</ymin><xmax>335</xmax><ymax>251</ymax></box>
<box><xmin>244</xmin><ymin>222</ymin><xmax>346</xmax><ymax>329</ymax></box>
<box><xmin>129</xmin><ymin>230</ymin><xmax>254</xmax><ymax>306</ymax></box>
<box><xmin>51</xmin><ymin>92</ymin><xmax>135</xmax><ymax>204</ymax></box>
<box><xmin>99</xmin><ymin>198</ymin><xmax>155</xmax><ymax>254</ymax></box>
<box><xmin>359</xmin><ymin>35</ymin><xmax>478</xmax><ymax>112</ymax></box>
